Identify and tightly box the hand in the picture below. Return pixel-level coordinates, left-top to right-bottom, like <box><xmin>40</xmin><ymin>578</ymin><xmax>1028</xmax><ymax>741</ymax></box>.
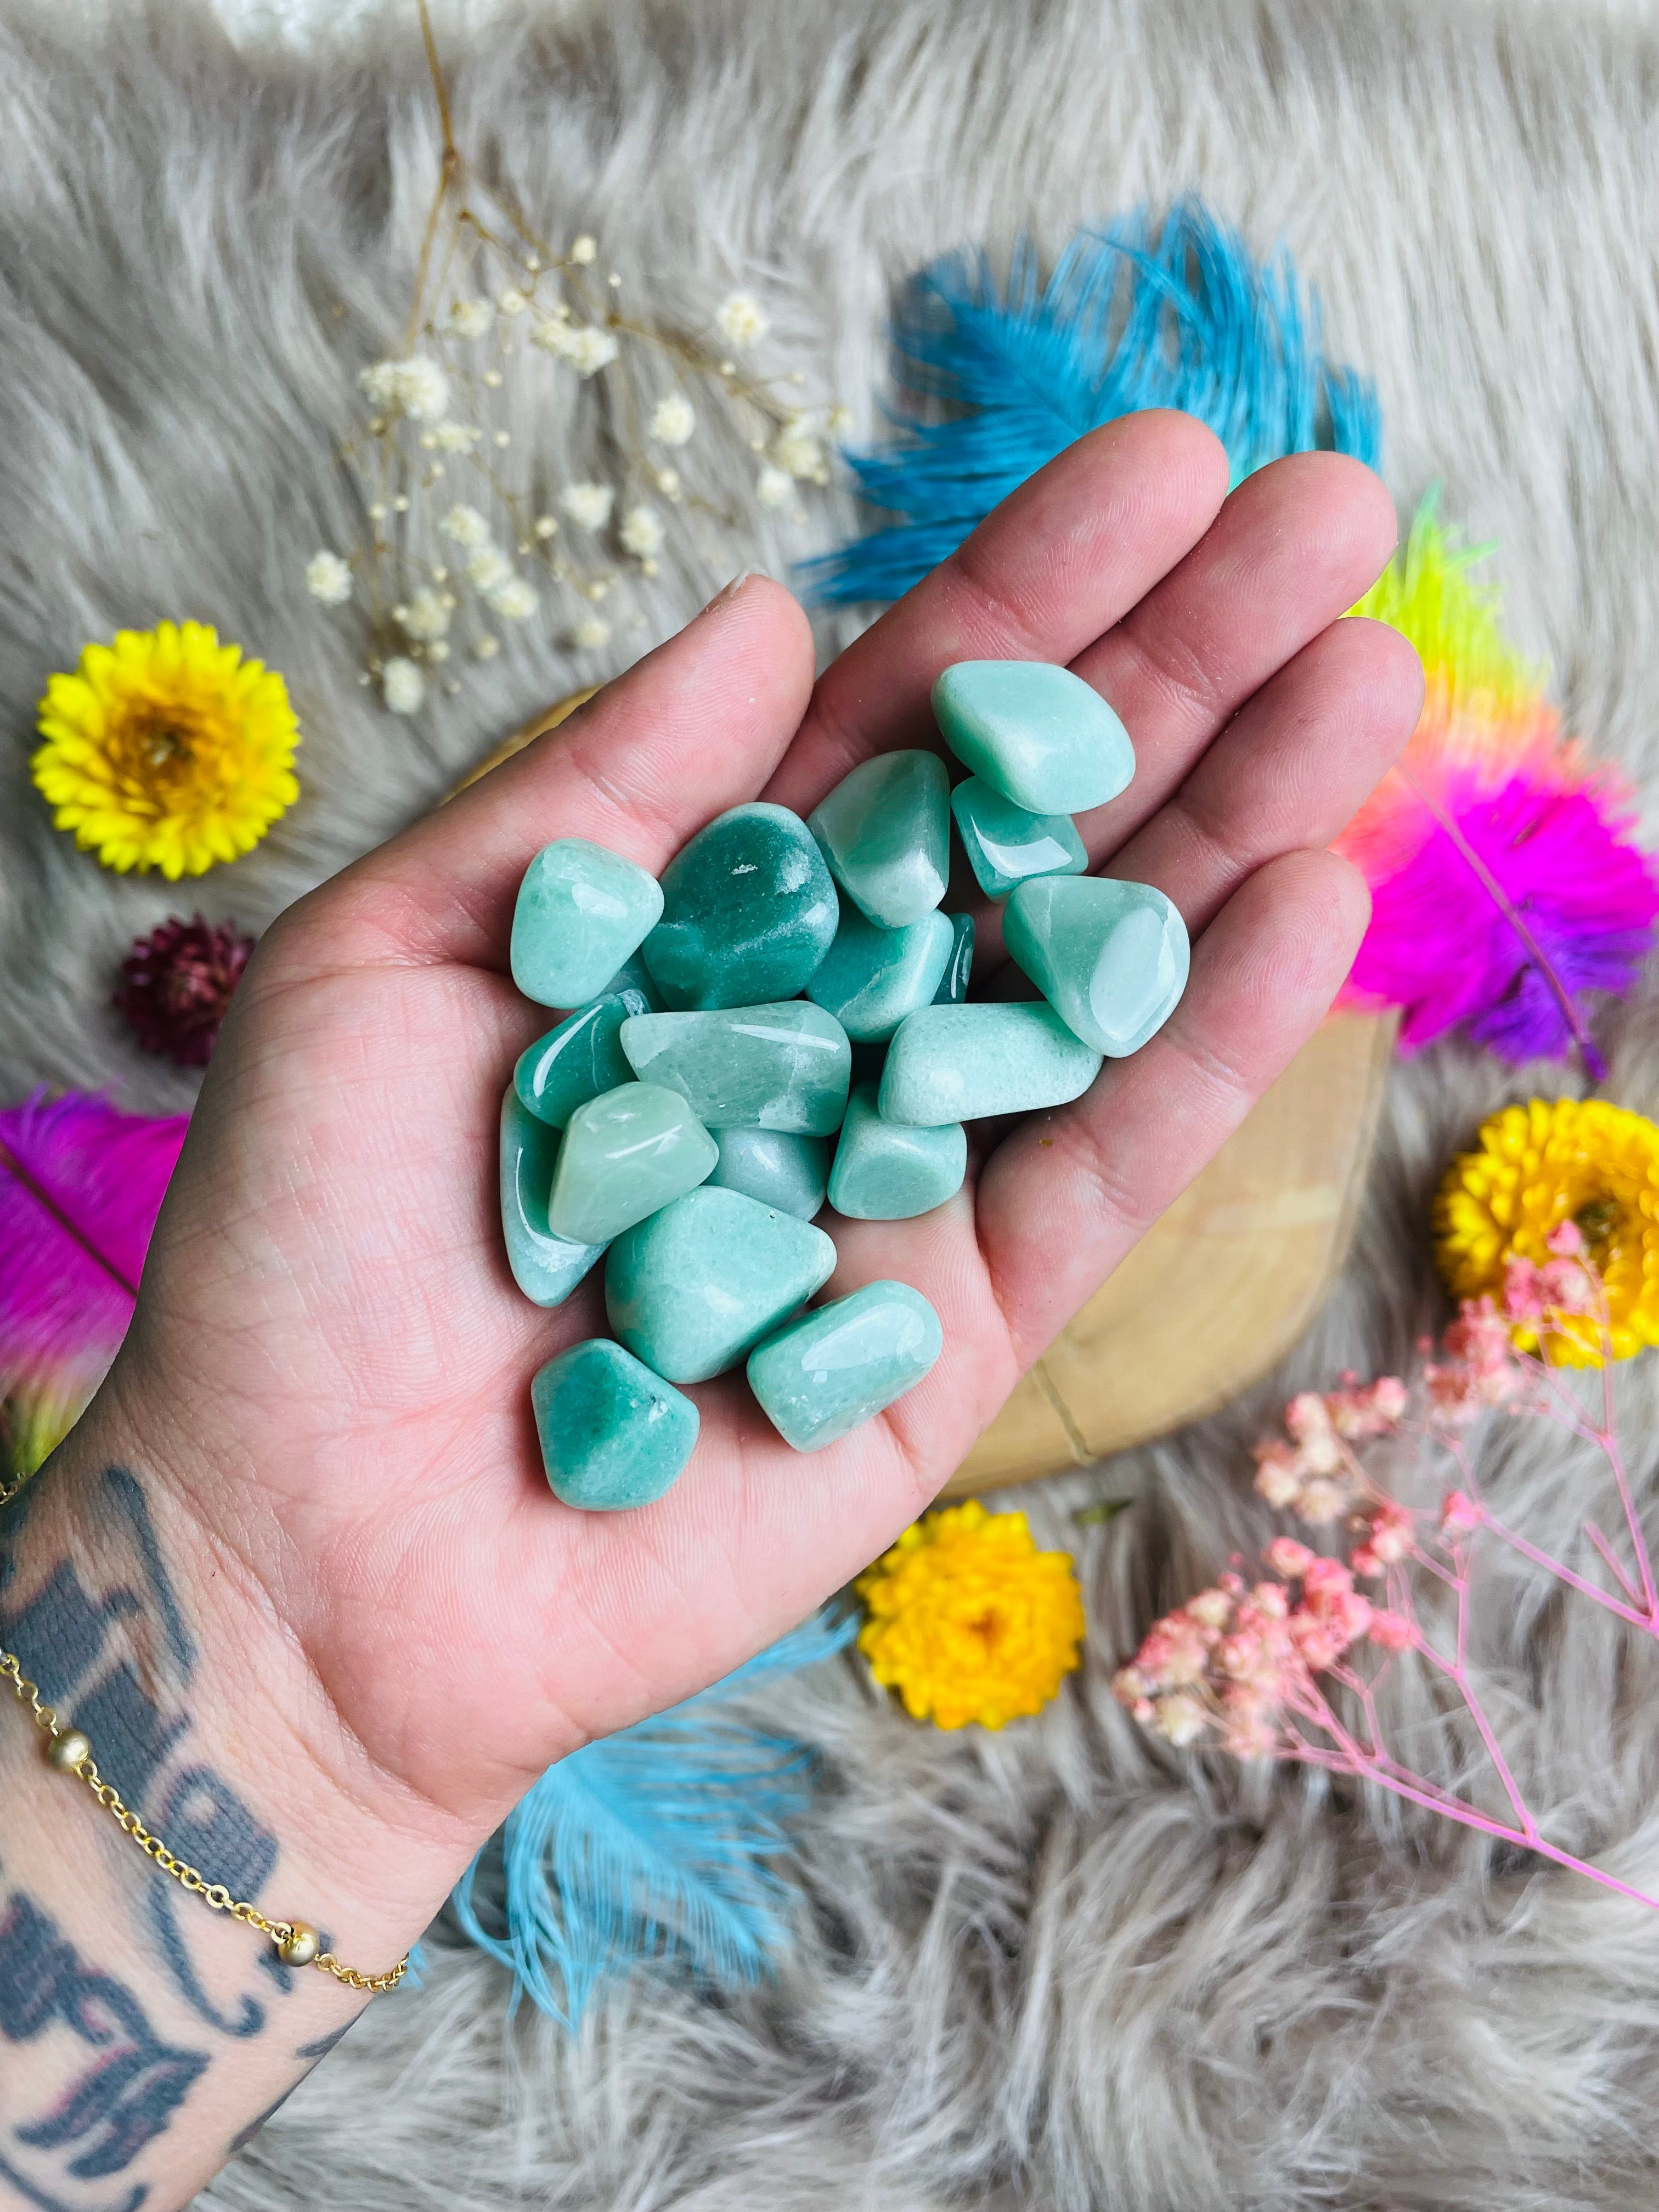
<box><xmin>85</xmin><ymin>410</ymin><xmax>1421</xmax><ymax>1876</ymax></box>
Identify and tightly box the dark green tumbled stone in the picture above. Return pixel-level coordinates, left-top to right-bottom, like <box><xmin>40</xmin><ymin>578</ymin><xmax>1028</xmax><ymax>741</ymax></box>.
<box><xmin>532</xmin><ymin>1338</ymin><xmax>698</xmax><ymax>1510</ymax></box>
<box><xmin>498</xmin><ymin>1089</ymin><xmax>606</xmax><ymax>1307</ymax></box>
<box><xmin>514</xmin><ymin>988</ymin><xmax>651</xmax><ymax>1128</ymax></box>
<box><xmin>933</xmin><ymin>914</ymin><xmax>975</xmax><ymax>1005</ymax></box>
<box><xmin>642</xmin><ymin>803</ymin><xmax>839</xmax><ymax>1010</ymax></box>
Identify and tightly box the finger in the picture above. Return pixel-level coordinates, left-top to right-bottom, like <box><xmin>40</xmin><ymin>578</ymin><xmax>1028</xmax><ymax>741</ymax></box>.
<box><xmin>1099</xmin><ymin>616</ymin><xmax>1422</xmax><ymax>936</ymax></box>
<box><xmin>974</xmin><ymin>614</ymin><xmax>1421</xmax><ymax>993</ymax></box>
<box><xmin>761</xmin><ymin>409</ymin><xmax>1231</xmax><ymax>815</ymax></box>
<box><xmin>286</xmin><ymin>575</ymin><xmax>817</xmax><ymax>972</ymax></box>
<box><xmin>974</xmin><ymin>848</ymin><xmax>1372</xmax><ymax>1363</ymax></box>
<box><xmin>1066</xmin><ymin>452</ymin><xmax>1400</xmax><ymax>864</ymax></box>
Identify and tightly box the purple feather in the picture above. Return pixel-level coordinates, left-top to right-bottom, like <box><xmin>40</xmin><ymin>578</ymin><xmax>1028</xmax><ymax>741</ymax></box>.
<box><xmin>1348</xmin><ymin>775</ymin><xmax>1659</xmax><ymax>1063</ymax></box>
<box><xmin>0</xmin><ymin>1091</ymin><xmax>187</xmax><ymax>1474</ymax></box>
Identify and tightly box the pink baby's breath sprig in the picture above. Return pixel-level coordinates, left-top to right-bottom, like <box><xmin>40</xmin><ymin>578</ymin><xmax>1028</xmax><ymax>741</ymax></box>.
<box><xmin>1117</xmin><ymin>1239</ymin><xmax>1659</xmax><ymax>1914</ymax></box>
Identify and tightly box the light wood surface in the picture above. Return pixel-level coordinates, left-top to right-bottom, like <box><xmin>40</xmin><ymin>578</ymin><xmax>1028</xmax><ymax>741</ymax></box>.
<box><xmin>454</xmin><ymin>696</ymin><xmax>1395</xmax><ymax>1497</ymax></box>
<box><xmin>941</xmin><ymin>1008</ymin><xmax>1396</xmax><ymax>1496</ymax></box>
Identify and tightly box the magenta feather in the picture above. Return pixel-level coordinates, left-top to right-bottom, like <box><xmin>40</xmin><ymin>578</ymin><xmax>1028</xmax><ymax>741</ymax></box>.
<box><xmin>1345</xmin><ymin>771</ymin><xmax>1659</xmax><ymax>1069</ymax></box>
<box><xmin>0</xmin><ymin>1091</ymin><xmax>187</xmax><ymax>1478</ymax></box>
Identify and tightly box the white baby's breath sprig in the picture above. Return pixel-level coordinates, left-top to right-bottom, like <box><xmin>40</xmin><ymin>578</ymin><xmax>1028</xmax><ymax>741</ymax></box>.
<box><xmin>306</xmin><ymin>550</ymin><xmax>354</xmax><ymax>606</ymax></box>
<box><xmin>559</xmin><ymin>482</ymin><xmax>616</xmax><ymax>531</ymax></box>
<box><xmin>382</xmin><ymin>657</ymin><xmax>426</xmax><ymax>713</ymax></box>
<box><xmin>619</xmin><ymin>506</ymin><xmax>665</xmax><ymax>561</ymax></box>
<box><xmin>313</xmin><ymin>4</ymin><xmax>843</xmax><ymax>713</ymax></box>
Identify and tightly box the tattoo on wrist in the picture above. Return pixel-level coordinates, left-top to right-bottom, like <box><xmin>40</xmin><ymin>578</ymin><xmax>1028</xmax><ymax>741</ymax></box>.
<box><xmin>0</xmin><ymin>1882</ymin><xmax>204</xmax><ymax>2212</ymax></box>
<box><xmin>0</xmin><ymin>1465</ymin><xmax>309</xmax><ymax>2205</ymax></box>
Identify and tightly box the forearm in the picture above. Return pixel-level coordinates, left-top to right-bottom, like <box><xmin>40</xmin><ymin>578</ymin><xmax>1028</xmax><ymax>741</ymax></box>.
<box><xmin>0</xmin><ymin>1421</ymin><xmax>452</xmax><ymax>2212</ymax></box>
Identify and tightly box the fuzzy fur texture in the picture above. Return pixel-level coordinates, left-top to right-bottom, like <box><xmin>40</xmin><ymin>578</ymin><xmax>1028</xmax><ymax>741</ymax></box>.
<box><xmin>4</xmin><ymin>1</ymin><xmax>1659</xmax><ymax>2205</ymax></box>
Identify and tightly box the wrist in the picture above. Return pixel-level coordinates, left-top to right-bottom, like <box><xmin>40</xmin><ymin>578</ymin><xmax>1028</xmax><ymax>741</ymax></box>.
<box><xmin>1</xmin><ymin>1408</ymin><xmax>464</xmax><ymax>2000</ymax></box>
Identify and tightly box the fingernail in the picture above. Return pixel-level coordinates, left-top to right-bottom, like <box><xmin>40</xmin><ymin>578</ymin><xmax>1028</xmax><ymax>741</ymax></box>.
<box><xmin>701</xmin><ymin>571</ymin><xmax>755</xmax><ymax>616</ymax></box>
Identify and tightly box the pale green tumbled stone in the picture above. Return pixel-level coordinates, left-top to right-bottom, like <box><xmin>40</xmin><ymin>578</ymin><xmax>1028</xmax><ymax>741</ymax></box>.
<box><xmin>499</xmin><ymin>1089</ymin><xmax>606</xmax><ymax>1307</ymax></box>
<box><xmin>511</xmin><ymin>838</ymin><xmax>665</xmax><ymax>1009</ymax></box>
<box><xmin>596</xmin><ymin>950</ymin><xmax>666</xmax><ymax>1011</ymax></box>
<box><xmin>933</xmin><ymin>914</ymin><xmax>974</xmax><ymax>1005</ymax></box>
<box><xmin>828</xmin><ymin>1084</ymin><xmax>966</xmax><ymax>1221</ymax></box>
<box><xmin>546</xmin><ymin>1082</ymin><xmax>718</xmax><ymax>1246</ymax></box>
<box><xmin>514</xmin><ymin>988</ymin><xmax>650</xmax><ymax>1128</ymax></box>
<box><xmin>949</xmin><ymin>776</ymin><xmax>1088</xmax><ymax>899</ymax></box>
<box><xmin>532</xmin><ymin>1338</ymin><xmax>698</xmax><ymax>1510</ymax></box>
<box><xmin>747</xmin><ymin>1280</ymin><xmax>944</xmax><ymax>1453</ymax></box>
<box><xmin>620</xmin><ymin>1003</ymin><xmax>850</xmax><ymax>1135</ymax></box>
<box><xmin>605</xmin><ymin>1186</ymin><xmax>838</xmax><ymax>1383</ymax></box>
<box><xmin>642</xmin><ymin>804</ymin><xmax>838</xmax><ymax>1010</ymax></box>
<box><xmin>708</xmin><ymin>1128</ymin><xmax>831</xmax><ymax>1220</ymax></box>
<box><xmin>932</xmin><ymin>661</ymin><xmax>1135</xmax><ymax>815</ymax></box>
<box><xmin>878</xmin><ymin>1002</ymin><xmax>1102</xmax><ymax>1126</ymax></box>
<box><xmin>1004</xmin><ymin>875</ymin><xmax>1189</xmax><ymax>1057</ymax></box>
<box><xmin>807</xmin><ymin>750</ymin><xmax>950</xmax><ymax>928</ymax></box>
<box><xmin>806</xmin><ymin>907</ymin><xmax>954</xmax><ymax>1045</ymax></box>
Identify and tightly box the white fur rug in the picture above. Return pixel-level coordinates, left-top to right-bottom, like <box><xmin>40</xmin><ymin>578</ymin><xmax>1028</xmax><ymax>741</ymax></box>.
<box><xmin>5</xmin><ymin>1</ymin><xmax>1659</xmax><ymax>2204</ymax></box>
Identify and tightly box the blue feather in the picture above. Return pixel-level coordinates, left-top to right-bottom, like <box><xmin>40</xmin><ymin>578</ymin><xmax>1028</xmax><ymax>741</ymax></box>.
<box><xmin>450</xmin><ymin>1608</ymin><xmax>856</xmax><ymax>2025</ymax></box>
<box><xmin>803</xmin><ymin>199</ymin><xmax>1381</xmax><ymax>606</ymax></box>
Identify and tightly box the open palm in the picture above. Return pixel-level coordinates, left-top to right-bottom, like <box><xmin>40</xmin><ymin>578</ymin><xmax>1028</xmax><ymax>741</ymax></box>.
<box><xmin>101</xmin><ymin>413</ymin><xmax>1420</xmax><ymax>1863</ymax></box>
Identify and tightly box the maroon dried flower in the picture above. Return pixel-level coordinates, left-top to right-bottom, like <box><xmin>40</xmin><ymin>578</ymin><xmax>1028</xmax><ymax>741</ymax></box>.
<box><xmin>115</xmin><ymin>913</ymin><xmax>254</xmax><ymax>1066</ymax></box>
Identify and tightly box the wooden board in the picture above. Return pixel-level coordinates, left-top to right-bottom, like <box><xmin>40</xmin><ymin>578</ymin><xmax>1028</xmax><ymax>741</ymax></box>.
<box><xmin>941</xmin><ymin>1009</ymin><xmax>1396</xmax><ymax>1497</ymax></box>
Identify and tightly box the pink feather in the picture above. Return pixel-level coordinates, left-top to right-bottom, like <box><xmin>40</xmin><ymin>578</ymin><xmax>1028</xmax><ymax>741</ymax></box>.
<box><xmin>0</xmin><ymin>1091</ymin><xmax>187</xmax><ymax>1479</ymax></box>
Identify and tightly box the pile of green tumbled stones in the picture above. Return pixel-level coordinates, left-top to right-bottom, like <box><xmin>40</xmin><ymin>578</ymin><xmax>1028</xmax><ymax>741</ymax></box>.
<box><xmin>501</xmin><ymin>658</ymin><xmax>1189</xmax><ymax>1510</ymax></box>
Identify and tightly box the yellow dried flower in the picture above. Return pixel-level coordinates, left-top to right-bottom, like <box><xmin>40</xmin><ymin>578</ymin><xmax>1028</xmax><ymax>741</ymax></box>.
<box><xmin>1435</xmin><ymin>1097</ymin><xmax>1659</xmax><ymax>1364</ymax></box>
<box><xmin>32</xmin><ymin>622</ymin><xmax>299</xmax><ymax>878</ymax></box>
<box><xmin>855</xmin><ymin>1500</ymin><xmax>1086</xmax><ymax>1730</ymax></box>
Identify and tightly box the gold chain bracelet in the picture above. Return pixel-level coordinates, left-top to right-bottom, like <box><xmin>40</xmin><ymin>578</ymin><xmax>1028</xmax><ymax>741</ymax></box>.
<box><xmin>1</xmin><ymin>1643</ymin><xmax>408</xmax><ymax>1996</ymax></box>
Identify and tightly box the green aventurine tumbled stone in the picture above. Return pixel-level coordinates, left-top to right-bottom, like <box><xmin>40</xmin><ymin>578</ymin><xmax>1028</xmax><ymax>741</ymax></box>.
<box><xmin>514</xmin><ymin>989</ymin><xmax>651</xmax><ymax>1128</ymax></box>
<box><xmin>642</xmin><ymin>804</ymin><xmax>838</xmax><ymax>1010</ymax></box>
<box><xmin>932</xmin><ymin>661</ymin><xmax>1135</xmax><ymax>815</ymax></box>
<box><xmin>933</xmin><ymin>914</ymin><xmax>975</xmax><ymax>1005</ymax></box>
<box><xmin>511</xmin><ymin>838</ymin><xmax>665</xmax><ymax>1009</ymax></box>
<box><xmin>1004</xmin><ymin>875</ymin><xmax>1189</xmax><ymax>1056</ymax></box>
<box><xmin>596</xmin><ymin>950</ymin><xmax>665</xmax><ymax>1011</ymax></box>
<box><xmin>546</xmin><ymin>1083</ymin><xmax>718</xmax><ymax>1246</ymax></box>
<box><xmin>708</xmin><ymin>1128</ymin><xmax>831</xmax><ymax>1220</ymax></box>
<box><xmin>949</xmin><ymin>777</ymin><xmax>1088</xmax><ymax>899</ymax></box>
<box><xmin>605</xmin><ymin>1187</ymin><xmax>838</xmax><ymax>1384</ymax></box>
<box><xmin>747</xmin><ymin>1280</ymin><xmax>944</xmax><ymax>1453</ymax></box>
<box><xmin>532</xmin><ymin>1338</ymin><xmax>698</xmax><ymax>1510</ymax></box>
<box><xmin>620</xmin><ymin>1002</ymin><xmax>850</xmax><ymax>1135</ymax></box>
<box><xmin>806</xmin><ymin>907</ymin><xmax>954</xmax><ymax>1044</ymax></box>
<box><xmin>828</xmin><ymin>1084</ymin><xmax>967</xmax><ymax>1221</ymax></box>
<box><xmin>499</xmin><ymin>1090</ymin><xmax>606</xmax><ymax>1307</ymax></box>
<box><xmin>807</xmin><ymin>750</ymin><xmax>950</xmax><ymax>928</ymax></box>
<box><xmin>878</xmin><ymin>1002</ymin><xmax>1103</xmax><ymax>1125</ymax></box>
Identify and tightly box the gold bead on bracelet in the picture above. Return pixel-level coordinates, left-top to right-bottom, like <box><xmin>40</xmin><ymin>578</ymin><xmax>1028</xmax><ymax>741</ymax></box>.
<box><xmin>276</xmin><ymin>1922</ymin><xmax>322</xmax><ymax>1969</ymax></box>
<box><xmin>47</xmin><ymin>1729</ymin><xmax>92</xmax><ymax>1772</ymax></box>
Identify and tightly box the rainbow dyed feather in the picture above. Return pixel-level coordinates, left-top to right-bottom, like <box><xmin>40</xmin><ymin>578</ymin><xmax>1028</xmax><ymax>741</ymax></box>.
<box><xmin>802</xmin><ymin>201</ymin><xmax>1379</xmax><ymax>606</ymax></box>
<box><xmin>0</xmin><ymin>1090</ymin><xmax>187</xmax><ymax>1481</ymax></box>
<box><xmin>1339</xmin><ymin>500</ymin><xmax>1659</xmax><ymax>1064</ymax></box>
